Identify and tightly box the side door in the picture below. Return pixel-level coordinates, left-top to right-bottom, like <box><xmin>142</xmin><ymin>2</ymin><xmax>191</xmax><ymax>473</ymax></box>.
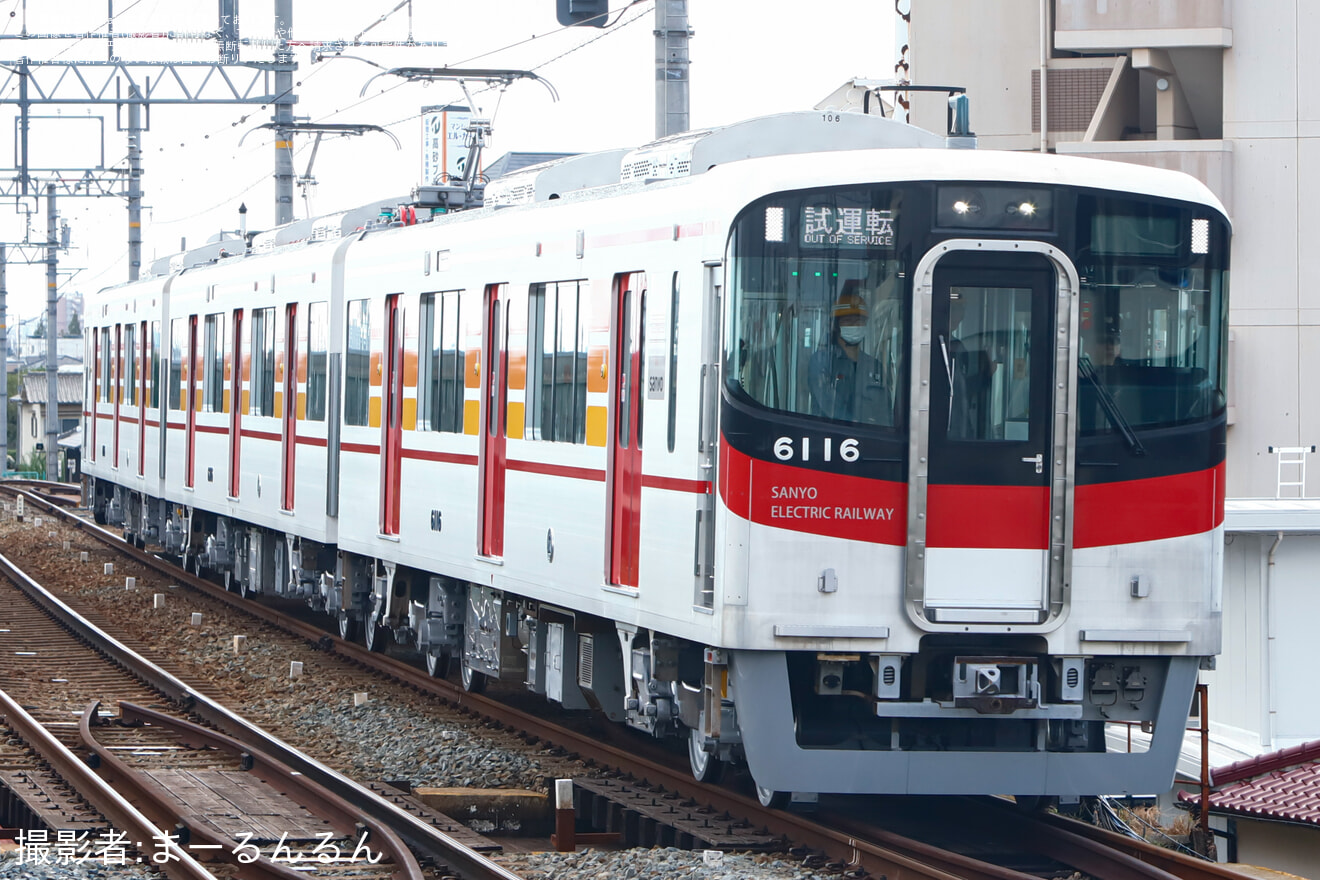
<box><xmin>380</xmin><ymin>294</ymin><xmax>404</xmax><ymax>535</ymax></box>
<box><xmin>908</xmin><ymin>247</ymin><xmax>1074</xmax><ymax>626</ymax></box>
<box><xmin>282</xmin><ymin>302</ymin><xmax>298</xmax><ymax>511</ymax></box>
<box><xmin>138</xmin><ymin>320</ymin><xmax>148</xmax><ymax>477</ymax></box>
<box><xmin>608</xmin><ymin>272</ymin><xmax>646</xmax><ymax>589</ymax></box>
<box><xmin>479</xmin><ymin>284</ymin><xmax>507</xmax><ymax>557</ymax></box>
<box><xmin>228</xmin><ymin>308</ymin><xmax>244</xmax><ymax>498</ymax></box>
<box><xmin>113</xmin><ymin>323</ymin><xmax>122</xmax><ymax>467</ymax></box>
<box><xmin>186</xmin><ymin>316</ymin><xmax>198</xmax><ymax>489</ymax></box>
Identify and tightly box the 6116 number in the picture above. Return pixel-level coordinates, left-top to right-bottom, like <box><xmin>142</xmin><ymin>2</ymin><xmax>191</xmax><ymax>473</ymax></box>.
<box><xmin>773</xmin><ymin>436</ymin><xmax>859</xmax><ymax>463</ymax></box>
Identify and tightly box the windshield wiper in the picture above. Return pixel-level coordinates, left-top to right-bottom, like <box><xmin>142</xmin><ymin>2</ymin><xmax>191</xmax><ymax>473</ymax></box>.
<box><xmin>1079</xmin><ymin>356</ymin><xmax>1146</xmax><ymax>456</ymax></box>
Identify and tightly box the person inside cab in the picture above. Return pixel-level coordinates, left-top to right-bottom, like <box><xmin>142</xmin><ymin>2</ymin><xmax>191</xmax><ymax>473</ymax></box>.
<box><xmin>809</xmin><ymin>282</ymin><xmax>892</xmax><ymax>425</ymax></box>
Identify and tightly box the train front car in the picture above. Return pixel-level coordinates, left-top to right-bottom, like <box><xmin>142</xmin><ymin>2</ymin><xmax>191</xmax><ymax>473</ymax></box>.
<box><xmin>718</xmin><ymin>155</ymin><xmax>1228</xmax><ymax>802</ymax></box>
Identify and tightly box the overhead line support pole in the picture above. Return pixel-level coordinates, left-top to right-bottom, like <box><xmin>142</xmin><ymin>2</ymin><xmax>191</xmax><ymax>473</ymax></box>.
<box><xmin>0</xmin><ymin>244</ymin><xmax>7</xmax><ymax>476</ymax></box>
<box><xmin>654</xmin><ymin>0</ymin><xmax>690</xmax><ymax>139</ymax></box>
<box><xmin>274</xmin><ymin>0</ymin><xmax>296</xmax><ymax>225</ymax></box>
<box><xmin>127</xmin><ymin>83</ymin><xmax>142</xmax><ymax>281</ymax></box>
<box><xmin>45</xmin><ymin>184</ymin><xmax>57</xmax><ymax>481</ymax></box>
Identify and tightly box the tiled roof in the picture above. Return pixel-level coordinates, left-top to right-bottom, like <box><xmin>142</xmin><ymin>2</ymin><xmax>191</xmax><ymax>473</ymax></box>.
<box><xmin>1179</xmin><ymin>739</ymin><xmax>1320</xmax><ymax>826</ymax></box>
<box><xmin>21</xmin><ymin>373</ymin><xmax>83</xmax><ymax>405</ymax></box>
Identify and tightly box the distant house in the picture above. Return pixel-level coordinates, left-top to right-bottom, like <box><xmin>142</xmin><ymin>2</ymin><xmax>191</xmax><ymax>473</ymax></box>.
<box><xmin>484</xmin><ymin>151</ymin><xmax>578</xmax><ymax>180</ymax></box>
<box><xmin>18</xmin><ymin>371</ymin><xmax>82</xmax><ymax>469</ymax></box>
<box><xmin>1179</xmin><ymin>740</ymin><xmax>1320</xmax><ymax>876</ymax></box>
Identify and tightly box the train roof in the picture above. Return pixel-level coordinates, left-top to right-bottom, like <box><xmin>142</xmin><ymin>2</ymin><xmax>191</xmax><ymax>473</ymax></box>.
<box><xmin>125</xmin><ymin>110</ymin><xmax>1227</xmax><ymax>285</ymax></box>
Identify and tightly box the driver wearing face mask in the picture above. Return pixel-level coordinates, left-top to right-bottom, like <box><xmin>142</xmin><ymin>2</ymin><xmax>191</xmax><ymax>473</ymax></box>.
<box><xmin>808</xmin><ymin>284</ymin><xmax>892</xmax><ymax>425</ymax></box>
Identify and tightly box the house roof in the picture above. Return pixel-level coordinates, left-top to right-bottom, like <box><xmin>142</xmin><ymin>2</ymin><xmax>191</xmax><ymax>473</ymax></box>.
<box><xmin>1179</xmin><ymin>739</ymin><xmax>1320</xmax><ymax>826</ymax></box>
<box><xmin>484</xmin><ymin>151</ymin><xmax>578</xmax><ymax>179</ymax></box>
<box><xmin>21</xmin><ymin>373</ymin><xmax>83</xmax><ymax>405</ymax></box>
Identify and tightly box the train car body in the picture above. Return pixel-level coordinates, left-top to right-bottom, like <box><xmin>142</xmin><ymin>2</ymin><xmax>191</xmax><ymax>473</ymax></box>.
<box><xmin>83</xmin><ymin>111</ymin><xmax>1229</xmax><ymax>801</ymax></box>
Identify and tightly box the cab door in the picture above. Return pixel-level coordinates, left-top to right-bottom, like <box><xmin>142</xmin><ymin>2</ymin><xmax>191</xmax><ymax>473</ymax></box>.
<box><xmin>479</xmin><ymin>284</ymin><xmax>507</xmax><ymax>557</ymax></box>
<box><xmin>608</xmin><ymin>272</ymin><xmax>645</xmax><ymax>589</ymax></box>
<box><xmin>908</xmin><ymin>247</ymin><xmax>1075</xmax><ymax>626</ymax></box>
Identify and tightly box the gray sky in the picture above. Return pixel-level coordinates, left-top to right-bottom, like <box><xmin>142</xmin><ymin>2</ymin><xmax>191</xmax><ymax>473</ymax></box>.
<box><xmin>0</xmin><ymin>0</ymin><xmax>897</xmax><ymax>321</ymax></box>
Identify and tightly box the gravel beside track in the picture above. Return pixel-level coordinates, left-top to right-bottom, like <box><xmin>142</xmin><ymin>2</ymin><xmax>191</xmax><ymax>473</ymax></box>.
<box><xmin>0</xmin><ymin>847</ymin><xmax>158</xmax><ymax>878</ymax></box>
<box><xmin>496</xmin><ymin>848</ymin><xmax>836</xmax><ymax>880</ymax></box>
<box><xmin>0</xmin><ymin>504</ymin><xmax>844</xmax><ymax>880</ymax></box>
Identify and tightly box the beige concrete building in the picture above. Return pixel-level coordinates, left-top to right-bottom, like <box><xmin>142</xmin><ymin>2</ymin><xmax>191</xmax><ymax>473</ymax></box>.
<box><xmin>908</xmin><ymin>0</ymin><xmax>1318</xmax><ymax>865</ymax></box>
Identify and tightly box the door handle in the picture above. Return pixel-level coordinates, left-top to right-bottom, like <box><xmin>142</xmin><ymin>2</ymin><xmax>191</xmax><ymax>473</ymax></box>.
<box><xmin>1021</xmin><ymin>453</ymin><xmax>1043</xmax><ymax>474</ymax></box>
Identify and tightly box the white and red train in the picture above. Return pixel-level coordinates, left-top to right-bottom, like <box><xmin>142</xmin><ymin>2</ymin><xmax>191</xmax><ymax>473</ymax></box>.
<box><xmin>83</xmin><ymin>111</ymin><xmax>1229</xmax><ymax>802</ymax></box>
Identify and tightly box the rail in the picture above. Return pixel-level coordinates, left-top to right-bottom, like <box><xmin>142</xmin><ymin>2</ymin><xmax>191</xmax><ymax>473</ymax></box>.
<box><xmin>81</xmin><ymin>700</ymin><xmax>423</xmax><ymax>880</ymax></box>
<box><xmin>10</xmin><ymin>487</ymin><xmax>1224</xmax><ymax>880</ymax></box>
<box><xmin>0</xmin><ymin>502</ymin><xmax>523</xmax><ymax>880</ymax></box>
<box><xmin>0</xmin><ymin>687</ymin><xmax>217</xmax><ymax>880</ymax></box>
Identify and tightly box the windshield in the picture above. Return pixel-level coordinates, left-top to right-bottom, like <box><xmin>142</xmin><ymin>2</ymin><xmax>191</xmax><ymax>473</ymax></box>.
<box><xmin>726</xmin><ymin>187</ymin><xmax>906</xmax><ymax>429</ymax></box>
<box><xmin>1076</xmin><ymin>198</ymin><xmax>1229</xmax><ymax>434</ymax></box>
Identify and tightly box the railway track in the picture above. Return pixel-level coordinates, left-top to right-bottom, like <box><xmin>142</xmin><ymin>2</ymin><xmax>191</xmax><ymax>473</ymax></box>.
<box><xmin>0</xmin><ymin>492</ymin><xmax>521</xmax><ymax>880</ymax></box>
<box><xmin>0</xmin><ymin>485</ymin><xmax>1253</xmax><ymax>880</ymax></box>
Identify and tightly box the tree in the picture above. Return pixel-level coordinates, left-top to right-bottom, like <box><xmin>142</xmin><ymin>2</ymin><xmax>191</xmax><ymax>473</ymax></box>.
<box><xmin>64</xmin><ymin>311</ymin><xmax>81</xmax><ymax>337</ymax></box>
<box><xmin>32</xmin><ymin>316</ymin><xmax>46</xmax><ymax>339</ymax></box>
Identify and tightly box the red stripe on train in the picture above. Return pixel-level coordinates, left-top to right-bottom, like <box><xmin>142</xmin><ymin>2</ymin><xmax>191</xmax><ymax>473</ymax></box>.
<box><xmin>1073</xmin><ymin>461</ymin><xmax>1224</xmax><ymax>548</ymax></box>
<box><xmin>719</xmin><ymin>441</ymin><xmax>907</xmax><ymax>545</ymax></box>
<box><xmin>719</xmin><ymin>438</ymin><xmax>1224</xmax><ymax>548</ymax></box>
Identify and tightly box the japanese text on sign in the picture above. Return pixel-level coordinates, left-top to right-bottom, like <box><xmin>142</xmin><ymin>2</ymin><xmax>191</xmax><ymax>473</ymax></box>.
<box><xmin>801</xmin><ymin>206</ymin><xmax>896</xmax><ymax>249</ymax></box>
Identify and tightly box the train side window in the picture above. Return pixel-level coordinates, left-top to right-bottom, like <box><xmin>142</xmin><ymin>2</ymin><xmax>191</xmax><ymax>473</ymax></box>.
<box><xmin>526</xmin><ymin>281</ymin><xmax>587</xmax><ymax>443</ymax></box>
<box><xmin>306</xmin><ymin>301</ymin><xmax>328</xmax><ymax>421</ymax></box>
<box><xmin>344</xmin><ymin>298</ymin><xmax>371</xmax><ymax>427</ymax></box>
<box><xmin>99</xmin><ymin>327</ymin><xmax>111</xmax><ymax>402</ymax></box>
<box><xmin>525</xmin><ymin>285</ymin><xmax>546</xmax><ymax>439</ymax></box>
<box><xmin>150</xmin><ymin>321</ymin><xmax>160</xmax><ymax>409</ymax></box>
<box><xmin>124</xmin><ymin>323</ymin><xmax>137</xmax><ymax>406</ymax></box>
<box><xmin>168</xmin><ymin>318</ymin><xmax>184</xmax><ymax>411</ymax></box>
<box><xmin>440</xmin><ymin>291</ymin><xmax>464</xmax><ymax>433</ymax></box>
<box><xmin>418</xmin><ymin>293</ymin><xmax>439</xmax><ymax>431</ymax></box>
<box><xmin>203</xmin><ymin>312</ymin><xmax>225</xmax><ymax>412</ymax></box>
<box><xmin>251</xmin><ymin>306</ymin><xmax>276</xmax><ymax>416</ymax></box>
<box><xmin>416</xmin><ymin>289</ymin><xmax>466</xmax><ymax>433</ymax></box>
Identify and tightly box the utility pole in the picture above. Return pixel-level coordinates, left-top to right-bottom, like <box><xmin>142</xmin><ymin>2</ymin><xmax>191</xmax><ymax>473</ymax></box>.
<box><xmin>127</xmin><ymin>83</ymin><xmax>143</xmax><ymax>281</ymax></box>
<box><xmin>0</xmin><ymin>245</ymin><xmax>6</xmax><ymax>476</ymax></box>
<box><xmin>274</xmin><ymin>0</ymin><xmax>296</xmax><ymax>224</ymax></box>
<box><xmin>654</xmin><ymin>0</ymin><xmax>691</xmax><ymax>138</ymax></box>
<box><xmin>44</xmin><ymin>184</ymin><xmax>57</xmax><ymax>481</ymax></box>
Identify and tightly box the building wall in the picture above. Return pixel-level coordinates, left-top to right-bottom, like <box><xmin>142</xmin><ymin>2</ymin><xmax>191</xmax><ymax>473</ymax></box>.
<box><xmin>1232</xmin><ymin>818</ymin><xmax>1319</xmax><ymax>879</ymax></box>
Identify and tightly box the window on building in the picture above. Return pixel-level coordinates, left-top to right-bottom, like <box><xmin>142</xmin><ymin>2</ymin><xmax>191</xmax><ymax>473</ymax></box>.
<box><xmin>526</xmin><ymin>281</ymin><xmax>588</xmax><ymax>443</ymax></box>
<box><xmin>306</xmin><ymin>301</ymin><xmax>328</xmax><ymax>421</ymax></box>
<box><xmin>123</xmin><ymin>323</ymin><xmax>137</xmax><ymax>406</ymax></box>
<box><xmin>344</xmin><ymin>299</ymin><xmax>371</xmax><ymax>426</ymax></box>
<box><xmin>203</xmin><ymin>312</ymin><xmax>225</xmax><ymax>412</ymax></box>
<box><xmin>250</xmin><ymin>307</ymin><xmax>276</xmax><ymax>416</ymax></box>
<box><xmin>169</xmin><ymin>318</ymin><xmax>184</xmax><ymax>411</ymax></box>
<box><xmin>417</xmin><ymin>290</ymin><xmax>465</xmax><ymax>433</ymax></box>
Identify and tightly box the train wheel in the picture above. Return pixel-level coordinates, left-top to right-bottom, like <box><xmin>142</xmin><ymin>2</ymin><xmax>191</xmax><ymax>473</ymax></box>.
<box><xmin>190</xmin><ymin>553</ymin><xmax>207</xmax><ymax>580</ymax></box>
<box><xmin>365</xmin><ymin>620</ymin><xmax>389</xmax><ymax>653</ymax></box>
<box><xmin>688</xmin><ymin>727</ymin><xmax>725</xmax><ymax>784</ymax></box>
<box><xmin>755</xmin><ymin>782</ymin><xmax>789</xmax><ymax>810</ymax></box>
<box><xmin>460</xmin><ymin>661</ymin><xmax>488</xmax><ymax>694</ymax></box>
<box><xmin>337</xmin><ymin>612</ymin><xmax>357</xmax><ymax>642</ymax></box>
<box><xmin>426</xmin><ymin>649</ymin><xmax>452</xmax><ymax>679</ymax></box>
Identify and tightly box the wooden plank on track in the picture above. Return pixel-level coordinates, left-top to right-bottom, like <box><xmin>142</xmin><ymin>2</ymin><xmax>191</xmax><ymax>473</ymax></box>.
<box><xmin>140</xmin><ymin>769</ymin><xmax>335</xmax><ymax>843</ymax></box>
